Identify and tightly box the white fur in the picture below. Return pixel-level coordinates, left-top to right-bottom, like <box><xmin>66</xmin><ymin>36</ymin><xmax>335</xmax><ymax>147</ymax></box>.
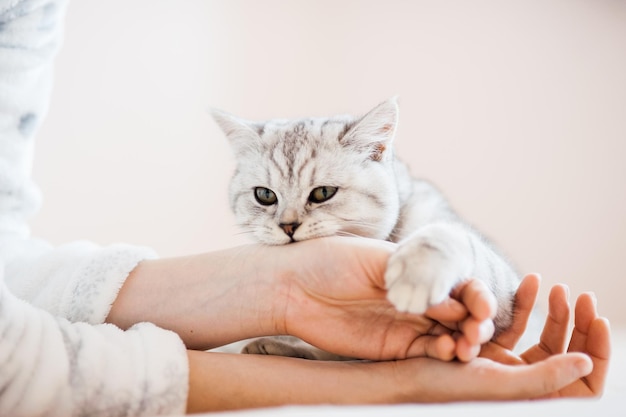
<box><xmin>214</xmin><ymin>98</ymin><xmax>520</xmax><ymax>356</ymax></box>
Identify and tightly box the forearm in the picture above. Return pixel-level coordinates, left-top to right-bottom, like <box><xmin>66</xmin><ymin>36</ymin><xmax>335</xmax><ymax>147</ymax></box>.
<box><xmin>186</xmin><ymin>351</ymin><xmax>405</xmax><ymax>412</ymax></box>
<box><xmin>107</xmin><ymin>245</ymin><xmax>288</xmax><ymax>350</ymax></box>
<box><xmin>186</xmin><ymin>348</ymin><xmax>596</xmax><ymax>412</ymax></box>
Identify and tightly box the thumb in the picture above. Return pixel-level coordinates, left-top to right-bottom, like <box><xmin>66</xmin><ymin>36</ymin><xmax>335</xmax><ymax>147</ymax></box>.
<box><xmin>505</xmin><ymin>353</ymin><xmax>592</xmax><ymax>399</ymax></box>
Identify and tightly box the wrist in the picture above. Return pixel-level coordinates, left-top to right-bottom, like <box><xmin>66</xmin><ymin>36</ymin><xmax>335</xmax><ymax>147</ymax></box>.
<box><xmin>107</xmin><ymin>245</ymin><xmax>288</xmax><ymax>349</ymax></box>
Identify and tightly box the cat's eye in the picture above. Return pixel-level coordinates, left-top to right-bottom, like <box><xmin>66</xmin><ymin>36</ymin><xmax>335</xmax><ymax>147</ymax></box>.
<box><xmin>254</xmin><ymin>187</ymin><xmax>278</xmax><ymax>205</ymax></box>
<box><xmin>309</xmin><ymin>186</ymin><xmax>338</xmax><ymax>204</ymax></box>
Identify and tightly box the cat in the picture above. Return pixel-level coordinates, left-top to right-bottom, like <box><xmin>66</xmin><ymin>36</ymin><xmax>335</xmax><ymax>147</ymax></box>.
<box><xmin>212</xmin><ymin>98</ymin><xmax>521</xmax><ymax>360</ymax></box>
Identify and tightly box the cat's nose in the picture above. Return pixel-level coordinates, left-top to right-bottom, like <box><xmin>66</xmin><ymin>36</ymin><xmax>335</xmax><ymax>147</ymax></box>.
<box><xmin>279</xmin><ymin>222</ymin><xmax>301</xmax><ymax>237</ymax></box>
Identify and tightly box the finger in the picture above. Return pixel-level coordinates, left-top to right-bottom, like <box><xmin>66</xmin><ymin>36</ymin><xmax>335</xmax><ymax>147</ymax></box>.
<box><xmin>507</xmin><ymin>353</ymin><xmax>592</xmax><ymax>400</ymax></box>
<box><xmin>419</xmin><ymin>353</ymin><xmax>592</xmax><ymax>401</ymax></box>
<box><xmin>494</xmin><ymin>273</ymin><xmax>540</xmax><ymax>350</ymax></box>
<box><xmin>568</xmin><ymin>292</ymin><xmax>598</xmax><ymax>353</ymax></box>
<box><xmin>424</xmin><ymin>297</ymin><xmax>468</xmax><ymax>323</ymax></box>
<box><xmin>405</xmin><ymin>333</ymin><xmax>457</xmax><ymax>361</ymax></box>
<box><xmin>455</xmin><ymin>335</ymin><xmax>482</xmax><ymax>362</ymax></box>
<box><xmin>426</xmin><ymin>322</ymin><xmax>457</xmax><ymax>336</ymax></box>
<box><xmin>430</xmin><ymin>279</ymin><xmax>497</xmax><ymax>340</ymax></box>
<box><xmin>450</xmin><ymin>278</ymin><xmax>497</xmax><ymax>322</ymax></box>
<box><xmin>566</xmin><ymin>292</ymin><xmax>610</xmax><ymax>397</ymax></box>
<box><xmin>459</xmin><ymin>316</ymin><xmax>495</xmax><ymax>346</ymax></box>
<box><xmin>480</xmin><ymin>342</ymin><xmax>525</xmax><ymax>365</ymax></box>
<box><xmin>521</xmin><ymin>283</ymin><xmax>570</xmax><ymax>363</ymax></box>
<box><xmin>539</xmin><ymin>284</ymin><xmax>571</xmax><ymax>353</ymax></box>
<box><xmin>452</xmin><ymin>317</ymin><xmax>495</xmax><ymax>362</ymax></box>
<box><xmin>579</xmin><ymin>317</ymin><xmax>611</xmax><ymax>396</ymax></box>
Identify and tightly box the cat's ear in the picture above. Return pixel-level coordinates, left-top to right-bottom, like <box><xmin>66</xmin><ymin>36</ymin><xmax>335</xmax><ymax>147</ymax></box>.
<box><xmin>341</xmin><ymin>97</ymin><xmax>399</xmax><ymax>162</ymax></box>
<box><xmin>211</xmin><ymin>109</ymin><xmax>264</xmax><ymax>156</ymax></box>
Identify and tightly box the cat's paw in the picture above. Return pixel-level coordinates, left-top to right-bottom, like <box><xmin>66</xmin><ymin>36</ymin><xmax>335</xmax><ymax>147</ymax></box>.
<box><xmin>242</xmin><ymin>336</ymin><xmax>352</xmax><ymax>361</ymax></box>
<box><xmin>241</xmin><ymin>336</ymin><xmax>321</xmax><ymax>360</ymax></box>
<box><xmin>385</xmin><ymin>223</ymin><xmax>473</xmax><ymax>314</ymax></box>
<box><xmin>241</xmin><ymin>337</ymin><xmax>296</xmax><ymax>357</ymax></box>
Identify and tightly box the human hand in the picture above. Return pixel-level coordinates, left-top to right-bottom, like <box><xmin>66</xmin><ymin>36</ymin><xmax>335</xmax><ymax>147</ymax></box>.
<box><xmin>280</xmin><ymin>236</ymin><xmax>497</xmax><ymax>362</ymax></box>
<box><xmin>187</xmin><ymin>326</ymin><xmax>599</xmax><ymax>412</ymax></box>
<box><xmin>480</xmin><ymin>273</ymin><xmax>611</xmax><ymax>398</ymax></box>
<box><xmin>110</xmin><ymin>236</ymin><xmax>496</xmax><ymax>359</ymax></box>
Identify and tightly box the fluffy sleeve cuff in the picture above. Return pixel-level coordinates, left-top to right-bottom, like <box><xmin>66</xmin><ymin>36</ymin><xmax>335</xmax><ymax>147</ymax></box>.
<box><xmin>1</xmin><ymin>238</ymin><xmax>158</xmax><ymax>324</ymax></box>
<box><xmin>0</xmin><ymin>278</ymin><xmax>189</xmax><ymax>417</ymax></box>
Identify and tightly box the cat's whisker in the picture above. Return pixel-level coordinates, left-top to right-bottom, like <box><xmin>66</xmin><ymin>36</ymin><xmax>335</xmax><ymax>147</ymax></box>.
<box><xmin>305</xmin><ymin>218</ymin><xmax>383</xmax><ymax>239</ymax></box>
<box><xmin>336</xmin><ymin>219</ymin><xmax>388</xmax><ymax>234</ymax></box>
<box><xmin>233</xmin><ymin>230</ymin><xmax>255</xmax><ymax>237</ymax></box>
<box><xmin>335</xmin><ymin>217</ymin><xmax>382</xmax><ymax>227</ymax></box>
<box><xmin>335</xmin><ymin>231</ymin><xmax>371</xmax><ymax>240</ymax></box>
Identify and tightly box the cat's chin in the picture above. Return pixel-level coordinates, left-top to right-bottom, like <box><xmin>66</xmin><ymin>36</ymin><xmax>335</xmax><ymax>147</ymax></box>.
<box><xmin>255</xmin><ymin>231</ymin><xmax>337</xmax><ymax>246</ymax></box>
<box><xmin>256</xmin><ymin>237</ymin><xmax>293</xmax><ymax>246</ymax></box>
<box><xmin>253</xmin><ymin>232</ymin><xmax>298</xmax><ymax>245</ymax></box>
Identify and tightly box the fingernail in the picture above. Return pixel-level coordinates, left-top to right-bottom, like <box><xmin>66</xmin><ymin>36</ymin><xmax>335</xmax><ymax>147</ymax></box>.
<box><xmin>479</xmin><ymin>320</ymin><xmax>495</xmax><ymax>342</ymax></box>
<box><xmin>574</xmin><ymin>356</ymin><xmax>593</xmax><ymax>376</ymax></box>
<box><xmin>590</xmin><ymin>292</ymin><xmax>597</xmax><ymax>307</ymax></box>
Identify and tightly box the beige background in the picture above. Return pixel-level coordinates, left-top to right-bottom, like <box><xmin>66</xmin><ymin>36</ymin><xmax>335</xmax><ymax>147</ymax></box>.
<box><xmin>32</xmin><ymin>1</ymin><xmax>625</xmax><ymax>325</ymax></box>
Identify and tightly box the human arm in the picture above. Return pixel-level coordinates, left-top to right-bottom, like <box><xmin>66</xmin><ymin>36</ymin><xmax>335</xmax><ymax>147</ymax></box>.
<box><xmin>184</xmin><ymin>274</ymin><xmax>609</xmax><ymax>412</ymax></box>
<box><xmin>185</xmin><ymin>346</ymin><xmax>592</xmax><ymax>412</ymax></box>
<box><xmin>108</xmin><ymin>236</ymin><xmax>497</xmax><ymax>361</ymax></box>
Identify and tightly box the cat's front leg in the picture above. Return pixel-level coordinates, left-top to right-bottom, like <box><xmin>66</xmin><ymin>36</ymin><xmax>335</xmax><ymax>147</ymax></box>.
<box><xmin>386</xmin><ymin>222</ymin><xmax>474</xmax><ymax>313</ymax></box>
<box><xmin>385</xmin><ymin>222</ymin><xmax>518</xmax><ymax>334</ymax></box>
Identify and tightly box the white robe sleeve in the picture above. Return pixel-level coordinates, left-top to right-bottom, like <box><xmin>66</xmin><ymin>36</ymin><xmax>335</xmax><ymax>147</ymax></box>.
<box><xmin>0</xmin><ymin>276</ymin><xmax>189</xmax><ymax>417</ymax></box>
<box><xmin>0</xmin><ymin>1</ymin><xmax>190</xmax><ymax>415</ymax></box>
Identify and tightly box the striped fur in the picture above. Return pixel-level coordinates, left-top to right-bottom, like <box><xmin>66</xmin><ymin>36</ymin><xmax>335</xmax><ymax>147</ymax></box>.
<box><xmin>213</xmin><ymin>98</ymin><xmax>520</xmax><ymax>358</ymax></box>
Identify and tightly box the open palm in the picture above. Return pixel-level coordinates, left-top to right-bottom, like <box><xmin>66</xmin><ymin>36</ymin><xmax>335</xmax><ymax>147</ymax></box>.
<box><xmin>480</xmin><ymin>274</ymin><xmax>611</xmax><ymax>398</ymax></box>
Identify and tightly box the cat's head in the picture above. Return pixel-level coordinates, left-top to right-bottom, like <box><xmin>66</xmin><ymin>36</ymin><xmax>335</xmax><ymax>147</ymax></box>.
<box><xmin>213</xmin><ymin>98</ymin><xmax>401</xmax><ymax>245</ymax></box>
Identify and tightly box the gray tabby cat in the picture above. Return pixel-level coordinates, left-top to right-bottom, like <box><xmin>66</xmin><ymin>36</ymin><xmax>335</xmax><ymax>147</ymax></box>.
<box><xmin>212</xmin><ymin>98</ymin><xmax>520</xmax><ymax>359</ymax></box>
